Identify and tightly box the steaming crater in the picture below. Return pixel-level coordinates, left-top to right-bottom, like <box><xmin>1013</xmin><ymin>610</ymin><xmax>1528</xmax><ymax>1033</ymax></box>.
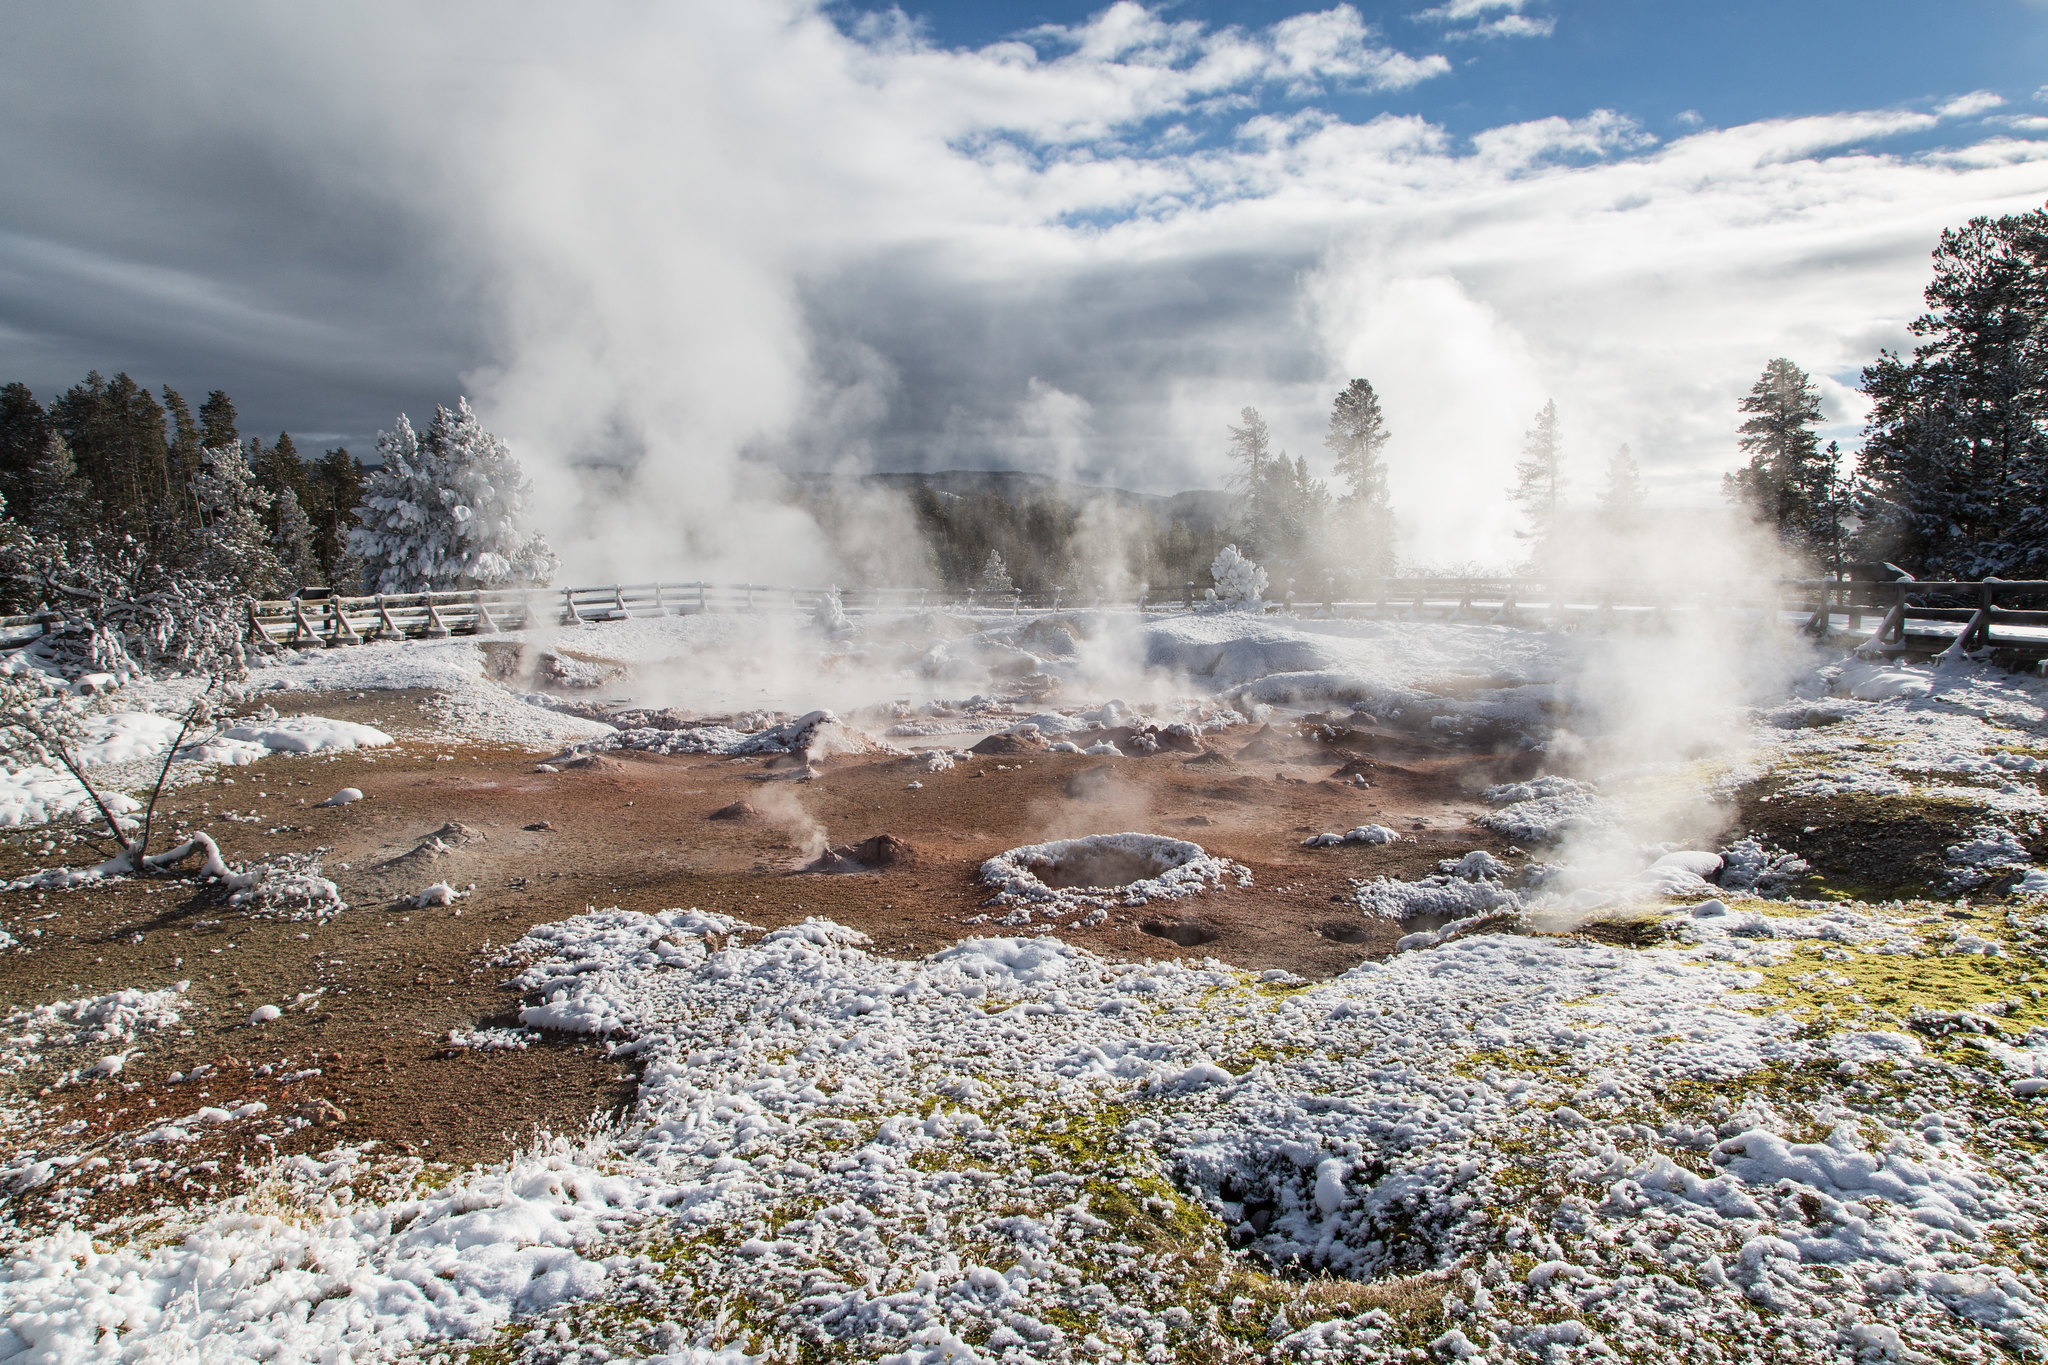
<box><xmin>978</xmin><ymin>833</ymin><xmax>1250</xmax><ymax>914</ymax></box>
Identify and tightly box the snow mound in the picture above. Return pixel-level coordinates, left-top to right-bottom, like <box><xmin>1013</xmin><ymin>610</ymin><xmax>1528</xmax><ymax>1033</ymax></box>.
<box><xmin>602</xmin><ymin>710</ymin><xmax>895</xmax><ymax>762</ymax></box>
<box><xmin>1835</xmin><ymin>659</ymin><xmax>1935</xmax><ymax>701</ymax></box>
<box><xmin>4</xmin><ymin>984</ymin><xmax>188</xmax><ymax>1065</ymax></box>
<box><xmin>219</xmin><ymin>715</ymin><xmax>392</xmax><ymax>754</ymax></box>
<box><xmin>1945</xmin><ymin>825</ymin><xmax>2033</xmax><ymax>889</ymax></box>
<box><xmin>1438</xmin><ymin>850</ymin><xmax>1511</xmax><ymax>880</ymax></box>
<box><xmin>226</xmin><ymin>854</ymin><xmax>346</xmax><ymax>923</ymax></box>
<box><xmin>1633</xmin><ymin>850</ymin><xmax>1724</xmax><ymax>896</ymax></box>
<box><xmin>1716</xmin><ymin>838</ymin><xmax>1809</xmax><ymax>898</ymax></box>
<box><xmin>507</xmin><ymin>906</ymin><xmax>753</xmax><ymax>1035</ymax></box>
<box><xmin>1356</xmin><ymin>874</ymin><xmax>1522</xmax><ymax>922</ymax></box>
<box><xmin>1482</xmin><ymin>774</ymin><xmax>1592</xmax><ymax>805</ymax></box>
<box><xmin>72</xmin><ymin>712</ymin><xmax>190</xmax><ymax>766</ymax></box>
<box><xmin>0</xmin><ymin>765</ymin><xmax>141</xmax><ymax>830</ymax></box>
<box><xmin>978</xmin><ymin>833</ymin><xmax>1249</xmax><ymax>915</ymax></box>
<box><xmin>1302</xmin><ymin>824</ymin><xmax>1400</xmax><ymax>848</ymax></box>
<box><xmin>1477</xmin><ymin>775</ymin><xmax>1602</xmax><ymax>844</ymax></box>
<box><xmin>1</xmin><ymin>710</ymin><xmax>393</xmax><ymax>829</ymax></box>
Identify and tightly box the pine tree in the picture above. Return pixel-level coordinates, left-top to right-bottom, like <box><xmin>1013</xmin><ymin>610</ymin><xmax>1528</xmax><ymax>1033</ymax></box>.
<box><xmin>349</xmin><ymin>415</ymin><xmax>437</xmax><ymax>593</ymax></box>
<box><xmin>50</xmin><ymin>372</ymin><xmax>170</xmax><ymax>534</ymax></box>
<box><xmin>1598</xmin><ymin>443</ymin><xmax>1645</xmax><ymax>533</ymax></box>
<box><xmin>1261</xmin><ymin>454</ymin><xmax>1330</xmax><ymax>571</ymax></box>
<box><xmin>271</xmin><ymin>486</ymin><xmax>319</xmax><ymax>590</ymax></box>
<box><xmin>199</xmin><ymin>390</ymin><xmax>239</xmax><ymax>451</ymax></box>
<box><xmin>191</xmin><ymin>442</ymin><xmax>282</xmax><ymax>594</ymax></box>
<box><xmin>1723</xmin><ymin>358</ymin><xmax>1838</xmax><ymax>563</ymax></box>
<box><xmin>1210</xmin><ymin>543</ymin><xmax>1268</xmax><ymax>604</ymax></box>
<box><xmin>979</xmin><ymin>548</ymin><xmax>1015</xmax><ymax>596</ymax></box>
<box><xmin>160</xmin><ymin>388</ymin><xmax>205</xmax><ymax>523</ymax></box>
<box><xmin>1324</xmin><ymin>378</ymin><xmax>1395</xmax><ymax>574</ymax></box>
<box><xmin>1225</xmin><ymin>406</ymin><xmax>1276</xmax><ymax>554</ymax></box>
<box><xmin>1224</xmin><ymin>406</ymin><xmax>1327</xmax><ymax>567</ymax></box>
<box><xmin>1857</xmin><ymin>208</ymin><xmax>2048</xmax><ymax>575</ymax></box>
<box><xmin>1813</xmin><ymin>440</ymin><xmax>1853</xmax><ymax>575</ymax></box>
<box><xmin>307</xmin><ymin>447</ymin><xmax>365</xmax><ymax>590</ymax></box>
<box><xmin>24</xmin><ymin>432</ymin><xmax>90</xmax><ymax>541</ymax></box>
<box><xmin>348</xmin><ymin>400</ymin><xmax>555</xmax><ymax>592</ymax></box>
<box><xmin>0</xmin><ymin>383</ymin><xmax>48</xmax><ymax>518</ymax></box>
<box><xmin>1508</xmin><ymin>400</ymin><xmax>1566</xmax><ymax>565</ymax></box>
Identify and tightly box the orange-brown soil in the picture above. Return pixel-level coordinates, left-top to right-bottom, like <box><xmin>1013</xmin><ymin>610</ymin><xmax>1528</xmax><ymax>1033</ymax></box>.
<box><xmin>0</xmin><ymin>690</ymin><xmax>1537</xmax><ymax>1230</ymax></box>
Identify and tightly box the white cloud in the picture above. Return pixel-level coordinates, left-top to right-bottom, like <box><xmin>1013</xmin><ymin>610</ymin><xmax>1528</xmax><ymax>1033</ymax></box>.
<box><xmin>1414</xmin><ymin>0</ymin><xmax>1530</xmax><ymax>19</ymax></box>
<box><xmin>1938</xmin><ymin>91</ymin><xmax>2007</xmax><ymax>120</ymax></box>
<box><xmin>2</xmin><ymin>0</ymin><xmax>2044</xmax><ymax>577</ymax></box>
<box><xmin>1412</xmin><ymin>0</ymin><xmax>1552</xmax><ymax>43</ymax></box>
<box><xmin>1268</xmin><ymin>7</ymin><xmax>1450</xmax><ymax>92</ymax></box>
<box><xmin>1451</xmin><ymin>14</ymin><xmax>1556</xmax><ymax>40</ymax></box>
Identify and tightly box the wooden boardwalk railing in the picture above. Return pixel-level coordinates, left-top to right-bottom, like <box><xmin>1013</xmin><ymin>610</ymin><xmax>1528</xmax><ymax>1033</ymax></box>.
<box><xmin>2</xmin><ymin>575</ymin><xmax>2032</xmax><ymax>658</ymax></box>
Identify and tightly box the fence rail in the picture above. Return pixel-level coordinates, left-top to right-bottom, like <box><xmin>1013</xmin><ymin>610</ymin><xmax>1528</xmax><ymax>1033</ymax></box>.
<box><xmin>2</xmin><ymin>576</ymin><xmax>2031</xmax><ymax>658</ymax></box>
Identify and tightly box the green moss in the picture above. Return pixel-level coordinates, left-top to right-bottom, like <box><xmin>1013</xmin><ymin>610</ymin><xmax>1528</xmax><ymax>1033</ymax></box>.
<box><xmin>1748</xmin><ymin>935</ymin><xmax>2044</xmax><ymax>1035</ymax></box>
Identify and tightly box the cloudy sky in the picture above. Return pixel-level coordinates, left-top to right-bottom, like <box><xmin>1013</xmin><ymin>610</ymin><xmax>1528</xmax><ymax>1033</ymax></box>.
<box><xmin>3</xmin><ymin>1</ymin><xmax>2045</xmax><ymax>575</ymax></box>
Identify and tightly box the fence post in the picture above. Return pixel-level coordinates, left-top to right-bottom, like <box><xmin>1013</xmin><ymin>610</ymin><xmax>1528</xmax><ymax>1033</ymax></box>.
<box><xmin>424</xmin><ymin>594</ymin><xmax>452</xmax><ymax>639</ymax></box>
<box><xmin>246</xmin><ymin>599</ymin><xmax>274</xmax><ymax>649</ymax></box>
<box><xmin>290</xmin><ymin>598</ymin><xmax>321</xmax><ymax>648</ymax></box>
<box><xmin>561</xmin><ymin>586</ymin><xmax>582</xmax><ymax>625</ymax></box>
<box><xmin>329</xmin><ymin>597</ymin><xmax>362</xmax><ymax>646</ymax></box>
<box><xmin>473</xmin><ymin>590</ymin><xmax>499</xmax><ymax>634</ymax></box>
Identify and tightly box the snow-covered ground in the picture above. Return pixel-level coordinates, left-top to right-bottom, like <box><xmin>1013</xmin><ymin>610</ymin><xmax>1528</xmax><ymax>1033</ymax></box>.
<box><xmin>244</xmin><ymin>608</ymin><xmax>1589</xmax><ymax>740</ymax></box>
<box><xmin>7</xmin><ymin>609</ymin><xmax>2048</xmax><ymax>1362</ymax></box>
<box><xmin>5</xmin><ymin>901</ymin><xmax>2043</xmax><ymax>1364</ymax></box>
<box><xmin>0</xmin><ymin>708</ymin><xmax>392</xmax><ymax>830</ymax></box>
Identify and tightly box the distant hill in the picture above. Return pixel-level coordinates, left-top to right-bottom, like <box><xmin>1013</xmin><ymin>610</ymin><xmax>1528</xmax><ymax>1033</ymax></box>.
<box><xmin>785</xmin><ymin>469</ymin><xmax>1236</xmax><ymax>533</ymax></box>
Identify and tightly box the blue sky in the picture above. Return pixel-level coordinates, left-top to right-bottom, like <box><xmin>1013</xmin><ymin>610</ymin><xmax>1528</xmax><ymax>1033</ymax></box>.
<box><xmin>850</xmin><ymin>0</ymin><xmax>2048</xmax><ymax>137</ymax></box>
<box><xmin>2</xmin><ymin>1</ymin><xmax>2046</xmax><ymax>577</ymax></box>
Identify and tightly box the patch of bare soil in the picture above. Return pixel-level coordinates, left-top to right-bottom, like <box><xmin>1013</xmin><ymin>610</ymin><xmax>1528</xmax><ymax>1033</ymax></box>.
<box><xmin>0</xmin><ymin>694</ymin><xmax>1535</xmax><ymax>1230</ymax></box>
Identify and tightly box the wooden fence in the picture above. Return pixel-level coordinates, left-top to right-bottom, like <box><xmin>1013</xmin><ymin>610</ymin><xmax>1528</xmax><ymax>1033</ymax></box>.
<box><xmin>6</xmin><ymin>575</ymin><xmax>2037</xmax><ymax>658</ymax></box>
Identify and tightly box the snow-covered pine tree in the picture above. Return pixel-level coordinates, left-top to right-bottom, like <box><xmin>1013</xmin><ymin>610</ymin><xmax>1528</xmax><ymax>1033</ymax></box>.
<box><xmin>25</xmin><ymin>431</ymin><xmax>90</xmax><ymax>540</ymax></box>
<box><xmin>1210</xmin><ymin>543</ymin><xmax>1267</xmax><ymax>605</ymax></box>
<box><xmin>1324</xmin><ymin>378</ymin><xmax>1395</xmax><ymax>575</ymax></box>
<box><xmin>191</xmin><ymin>441</ymin><xmax>282</xmax><ymax>595</ymax></box>
<box><xmin>1858</xmin><ymin>208</ymin><xmax>2048</xmax><ymax>576</ymax></box>
<box><xmin>1508</xmin><ymin>400</ymin><xmax>1566</xmax><ymax>566</ymax></box>
<box><xmin>349</xmin><ymin>400</ymin><xmax>557</xmax><ymax>593</ymax></box>
<box><xmin>1598</xmin><ymin>443</ymin><xmax>1645</xmax><ymax>533</ymax></box>
<box><xmin>271</xmin><ymin>486</ymin><xmax>320</xmax><ymax>590</ymax></box>
<box><xmin>422</xmin><ymin>401</ymin><xmax>557</xmax><ymax>587</ymax></box>
<box><xmin>979</xmin><ymin>549</ymin><xmax>1015</xmax><ymax>596</ymax></box>
<box><xmin>348</xmin><ymin>414</ymin><xmax>436</xmax><ymax>594</ymax></box>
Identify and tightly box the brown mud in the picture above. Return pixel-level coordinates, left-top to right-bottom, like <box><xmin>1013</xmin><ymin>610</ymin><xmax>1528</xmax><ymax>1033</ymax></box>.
<box><xmin>0</xmin><ymin>691</ymin><xmax>1536</xmax><ymax>1229</ymax></box>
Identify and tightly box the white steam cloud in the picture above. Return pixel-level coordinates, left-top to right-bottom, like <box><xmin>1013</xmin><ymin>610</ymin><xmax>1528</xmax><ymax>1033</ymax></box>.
<box><xmin>2</xmin><ymin>2</ymin><xmax>2044</xmax><ymax>581</ymax></box>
